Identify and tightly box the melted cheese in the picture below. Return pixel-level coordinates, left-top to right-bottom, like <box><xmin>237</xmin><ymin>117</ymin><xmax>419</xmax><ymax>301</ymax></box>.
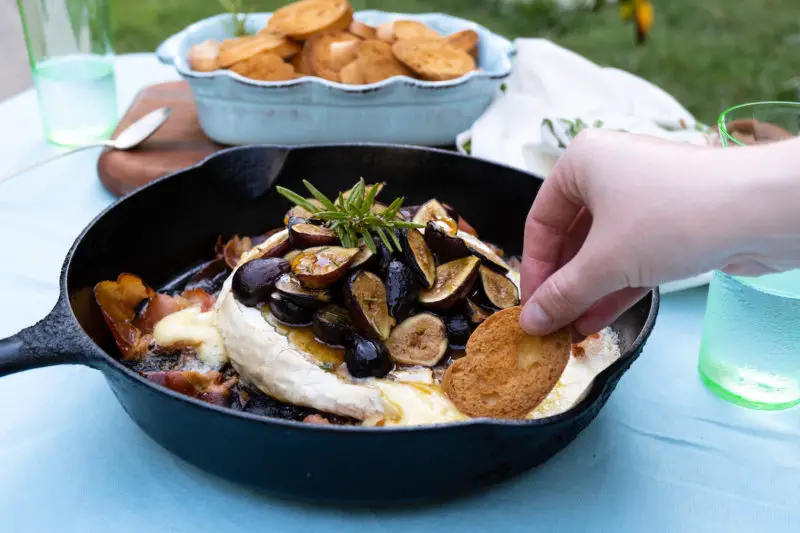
<box><xmin>368</xmin><ymin>381</ymin><xmax>467</xmax><ymax>427</ymax></box>
<box><xmin>152</xmin><ymin>306</ymin><xmax>228</xmax><ymax>368</ymax></box>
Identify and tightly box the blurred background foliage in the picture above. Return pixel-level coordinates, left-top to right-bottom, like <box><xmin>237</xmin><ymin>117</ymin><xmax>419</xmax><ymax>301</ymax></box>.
<box><xmin>110</xmin><ymin>0</ymin><xmax>800</xmax><ymax>123</ymax></box>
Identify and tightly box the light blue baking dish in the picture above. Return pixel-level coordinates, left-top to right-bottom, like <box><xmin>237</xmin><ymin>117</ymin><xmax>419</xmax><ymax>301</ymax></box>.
<box><xmin>156</xmin><ymin>10</ymin><xmax>514</xmax><ymax>146</ymax></box>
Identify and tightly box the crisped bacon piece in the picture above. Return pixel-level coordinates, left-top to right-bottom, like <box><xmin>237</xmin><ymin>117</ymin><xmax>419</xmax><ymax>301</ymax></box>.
<box><xmin>221</xmin><ymin>235</ymin><xmax>254</xmax><ymax>270</ymax></box>
<box><xmin>181</xmin><ymin>288</ymin><xmax>216</xmax><ymax>312</ymax></box>
<box><xmin>145</xmin><ymin>370</ymin><xmax>238</xmax><ymax>406</ymax></box>
<box><xmin>94</xmin><ymin>274</ymin><xmax>216</xmax><ymax>360</ymax></box>
<box><xmin>94</xmin><ymin>273</ymin><xmax>157</xmax><ymax>360</ymax></box>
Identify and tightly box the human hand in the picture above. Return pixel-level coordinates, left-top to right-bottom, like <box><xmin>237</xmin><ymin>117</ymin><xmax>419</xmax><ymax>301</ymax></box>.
<box><xmin>519</xmin><ymin>129</ymin><xmax>800</xmax><ymax>337</ymax></box>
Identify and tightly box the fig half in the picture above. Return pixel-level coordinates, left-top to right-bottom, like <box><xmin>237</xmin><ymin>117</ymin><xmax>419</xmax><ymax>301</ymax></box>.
<box><xmin>385</xmin><ymin>259</ymin><xmax>418</xmax><ymax>321</ymax></box>
<box><xmin>424</xmin><ymin>220</ymin><xmax>469</xmax><ymax>263</ymax></box>
<box><xmin>478</xmin><ymin>266</ymin><xmax>520</xmax><ymax>309</ymax></box>
<box><xmin>344</xmin><ymin>270</ymin><xmax>394</xmax><ymax>340</ymax></box>
<box><xmin>459</xmin><ymin>231</ymin><xmax>510</xmax><ymax>273</ymax></box>
<box><xmin>269</xmin><ymin>292</ymin><xmax>315</xmax><ymax>327</ymax></box>
<box><xmin>288</xmin><ymin>218</ymin><xmax>339</xmax><ymax>248</ymax></box>
<box><xmin>312</xmin><ymin>305</ymin><xmax>355</xmax><ymax>347</ymax></box>
<box><xmin>464</xmin><ymin>298</ymin><xmax>492</xmax><ymax>327</ymax></box>
<box><xmin>418</xmin><ymin>256</ymin><xmax>480</xmax><ymax>310</ymax></box>
<box><xmin>275</xmin><ymin>273</ymin><xmax>332</xmax><ymax>307</ymax></box>
<box><xmin>411</xmin><ymin>199</ymin><xmax>453</xmax><ymax>227</ymax></box>
<box><xmin>232</xmin><ymin>257</ymin><xmax>291</xmax><ymax>307</ymax></box>
<box><xmin>385</xmin><ymin>313</ymin><xmax>448</xmax><ymax>366</ymax></box>
<box><xmin>400</xmin><ymin>228</ymin><xmax>436</xmax><ymax>288</ymax></box>
<box><xmin>291</xmin><ymin>246</ymin><xmax>360</xmax><ymax>289</ymax></box>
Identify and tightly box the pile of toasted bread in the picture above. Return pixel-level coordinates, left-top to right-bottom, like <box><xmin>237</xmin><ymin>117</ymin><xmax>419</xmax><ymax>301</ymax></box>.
<box><xmin>187</xmin><ymin>0</ymin><xmax>480</xmax><ymax>84</ymax></box>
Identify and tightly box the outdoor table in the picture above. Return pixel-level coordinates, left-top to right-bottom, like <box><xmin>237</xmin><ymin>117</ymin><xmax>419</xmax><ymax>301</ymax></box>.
<box><xmin>0</xmin><ymin>54</ymin><xmax>797</xmax><ymax>533</ymax></box>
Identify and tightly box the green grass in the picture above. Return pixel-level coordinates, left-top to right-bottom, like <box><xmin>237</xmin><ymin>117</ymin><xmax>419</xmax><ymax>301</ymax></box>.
<box><xmin>110</xmin><ymin>0</ymin><xmax>800</xmax><ymax>123</ymax></box>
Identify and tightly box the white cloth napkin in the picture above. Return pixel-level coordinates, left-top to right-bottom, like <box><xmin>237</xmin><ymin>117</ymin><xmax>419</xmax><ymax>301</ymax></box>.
<box><xmin>457</xmin><ymin>38</ymin><xmax>714</xmax><ymax>293</ymax></box>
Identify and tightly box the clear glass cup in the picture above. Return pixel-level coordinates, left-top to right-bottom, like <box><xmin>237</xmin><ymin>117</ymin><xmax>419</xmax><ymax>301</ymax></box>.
<box><xmin>698</xmin><ymin>101</ymin><xmax>800</xmax><ymax>410</ymax></box>
<box><xmin>17</xmin><ymin>0</ymin><xmax>118</xmax><ymax>146</ymax></box>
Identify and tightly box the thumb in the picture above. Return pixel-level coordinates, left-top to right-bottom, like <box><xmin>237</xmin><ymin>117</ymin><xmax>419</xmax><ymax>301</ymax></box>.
<box><xmin>519</xmin><ymin>243</ymin><xmax>623</xmax><ymax>335</ymax></box>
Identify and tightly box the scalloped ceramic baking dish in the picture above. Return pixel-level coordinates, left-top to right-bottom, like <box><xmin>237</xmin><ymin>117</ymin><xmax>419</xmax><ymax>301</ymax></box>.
<box><xmin>156</xmin><ymin>10</ymin><xmax>514</xmax><ymax>146</ymax></box>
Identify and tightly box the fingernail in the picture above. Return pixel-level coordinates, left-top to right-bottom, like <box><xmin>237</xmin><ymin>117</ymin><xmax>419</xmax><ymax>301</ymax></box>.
<box><xmin>521</xmin><ymin>301</ymin><xmax>552</xmax><ymax>335</ymax></box>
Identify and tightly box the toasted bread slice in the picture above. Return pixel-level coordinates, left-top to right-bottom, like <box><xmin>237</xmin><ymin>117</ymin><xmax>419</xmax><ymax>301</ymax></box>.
<box><xmin>303</xmin><ymin>30</ymin><xmax>360</xmax><ymax>82</ymax></box>
<box><xmin>267</xmin><ymin>0</ymin><xmax>353</xmax><ymax>41</ymax></box>
<box><xmin>445</xmin><ymin>29</ymin><xmax>479</xmax><ymax>58</ymax></box>
<box><xmin>348</xmin><ymin>20</ymin><xmax>377</xmax><ymax>40</ymax></box>
<box><xmin>443</xmin><ymin>307</ymin><xmax>571</xmax><ymax>419</ymax></box>
<box><xmin>339</xmin><ymin>59</ymin><xmax>365</xmax><ymax>84</ymax></box>
<box><xmin>188</xmin><ymin>39</ymin><xmax>220</xmax><ymax>72</ymax></box>
<box><xmin>291</xmin><ymin>50</ymin><xmax>314</xmax><ymax>75</ymax></box>
<box><xmin>393</xmin><ymin>20</ymin><xmax>442</xmax><ymax>41</ymax></box>
<box><xmin>375</xmin><ymin>21</ymin><xmax>396</xmax><ymax>43</ymax></box>
<box><xmin>229</xmin><ymin>52</ymin><xmax>297</xmax><ymax>81</ymax></box>
<box><xmin>356</xmin><ymin>39</ymin><xmax>413</xmax><ymax>83</ymax></box>
<box><xmin>217</xmin><ymin>33</ymin><xmax>301</xmax><ymax>68</ymax></box>
<box><xmin>392</xmin><ymin>38</ymin><xmax>476</xmax><ymax>81</ymax></box>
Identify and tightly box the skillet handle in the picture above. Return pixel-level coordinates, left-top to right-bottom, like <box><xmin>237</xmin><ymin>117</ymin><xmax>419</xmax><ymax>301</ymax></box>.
<box><xmin>0</xmin><ymin>297</ymin><xmax>98</xmax><ymax>377</ymax></box>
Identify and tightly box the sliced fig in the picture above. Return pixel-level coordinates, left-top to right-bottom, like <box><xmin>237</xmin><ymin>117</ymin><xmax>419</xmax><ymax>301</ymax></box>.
<box><xmin>385</xmin><ymin>259</ymin><xmax>418</xmax><ymax>321</ymax></box>
<box><xmin>288</xmin><ymin>218</ymin><xmax>339</xmax><ymax>248</ymax></box>
<box><xmin>478</xmin><ymin>266</ymin><xmax>520</xmax><ymax>309</ymax></box>
<box><xmin>445</xmin><ymin>314</ymin><xmax>471</xmax><ymax>350</ymax></box>
<box><xmin>274</xmin><ymin>273</ymin><xmax>332</xmax><ymax>307</ymax></box>
<box><xmin>291</xmin><ymin>246</ymin><xmax>360</xmax><ymax>289</ymax></box>
<box><xmin>350</xmin><ymin>244</ymin><xmax>375</xmax><ymax>270</ymax></box>
<box><xmin>344</xmin><ymin>334</ymin><xmax>393</xmax><ymax>378</ymax></box>
<box><xmin>232</xmin><ymin>257</ymin><xmax>291</xmax><ymax>307</ymax></box>
<box><xmin>283</xmin><ymin>249</ymin><xmax>302</xmax><ymax>263</ymax></box>
<box><xmin>464</xmin><ymin>298</ymin><xmax>492</xmax><ymax>327</ymax></box>
<box><xmin>249</xmin><ymin>228</ymin><xmax>291</xmax><ymax>261</ymax></box>
<box><xmin>399</xmin><ymin>228</ymin><xmax>436</xmax><ymax>288</ymax></box>
<box><xmin>283</xmin><ymin>200</ymin><xmax>323</xmax><ymax>225</ymax></box>
<box><xmin>374</xmin><ymin>236</ymin><xmax>396</xmax><ymax>276</ymax></box>
<box><xmin>424</xmin><ymin>220</ymin><xmax>469</xmax><ymax>263</ymax></box>
<box><xmin>418</xmin><ymin>256</ymin><xmax>480</xmax><ymax>310</ymax></box>
<box><xmin>269</xmin><ymin>292</ymin><xmax>315</xmax><ymax>327</ymax></box>
<box><xmin>412</xmin><ymin>199</ymin><xmax>455</xmax><ymax>227</ymax></box>
<box><xmin>312</xmin><ymin>305</ymin><xmax>355</xmax><ymax>348</ymax></box>
<box><xmin>344</xmin><ymin>270</ymin><xmax>394</xmax><ymax>340</ymax></box>
<box><xmin>385</xmin><ymin>313</ymin><xmax>448</xmax><ymax>367</ymax></box>
<box><xmin>459</xmin><ymin>231</ymin><xmax>510</xmax><ymax>273</ymax></box>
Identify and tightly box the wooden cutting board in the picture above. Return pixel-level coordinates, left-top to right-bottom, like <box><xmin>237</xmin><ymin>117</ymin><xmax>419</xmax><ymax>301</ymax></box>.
<box><xmin>97</xmin><ymin>81</ymin><xmax>227</xmax><ymax>197</ymax></box>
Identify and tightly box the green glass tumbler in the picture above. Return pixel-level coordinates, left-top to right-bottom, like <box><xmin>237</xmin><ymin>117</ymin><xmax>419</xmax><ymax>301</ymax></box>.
<box><xmin>698</xmin><ymin>101</ymin><xmax>800</xmax><ymax>410</ymax></box>
<box><xmin>17</xmin><ymin>0</ymin><xmax>118</xmax><ymax>146</ymax></box>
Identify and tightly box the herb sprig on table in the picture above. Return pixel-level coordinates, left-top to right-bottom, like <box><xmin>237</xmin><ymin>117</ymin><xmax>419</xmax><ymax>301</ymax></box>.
<box><xmin>276</xmin><ymin>179</ymin><xmax>423</xmax><ymax>253</ymax></box>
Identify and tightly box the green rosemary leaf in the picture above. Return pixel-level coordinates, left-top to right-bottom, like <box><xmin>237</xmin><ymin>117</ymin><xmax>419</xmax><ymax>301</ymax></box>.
<box><xmin>389</xmin><ymin>229</ymin><xmax>402</xmax><ymax>251</ymax></box>
<box><xmin>314</xmin><ymin>210</ymin><xmax>350</xmax><ymax>220</ymax></box>
<box><xmin>362</xmin><ymin>182</ymin><xmax>380</xmax><ymax>211</ymax></box>
<box><xmin>276</xmin><ymin>186</ymin><xmax>319</xmax><ymax>213</ymax></box>
<box><xmin>393</xmin><ymin>220</ymin><xmax>425</xmax><ymax>229</ymax></box>
<box><xmin>346</xmin><ymin>179</ymin><xmax>365</xmax><ymax>211</ymax></box>
<box><xmin>346</xmin><ymin>226</ymin><xmax>359</xmax><ymax>249</ymax></box>
<box><xmin>381</xmin><ymin>197</ymin><xmax>404</xmax><ymax>220</ymax></box>
<box><xmin>374</xmin><ymin>226</ymin><xmax>393</xmax><ymax>252</ymax></box>
<box><xmin>360</xmin><ymin>230</ymin><xmax>377</xmax><ymax>253</ymax></box>
<box><xmin>302</xmin><ymin>180</ymin><xmax>337</xmax><ymax>211</ymax></box>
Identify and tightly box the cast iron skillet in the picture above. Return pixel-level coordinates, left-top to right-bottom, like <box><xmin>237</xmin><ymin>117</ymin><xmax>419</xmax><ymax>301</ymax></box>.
<box><xmin>0</xmin><ymin>145</ymin><xmax>659</xmax><ymax>505</ymax></box>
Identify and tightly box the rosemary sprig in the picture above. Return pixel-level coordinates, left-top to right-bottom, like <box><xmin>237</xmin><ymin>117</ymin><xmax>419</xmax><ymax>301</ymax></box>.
<box><xmin>276</xmin><ymin>178</ymin><xmax>423</xmax><ymax>253</ymax></box>
<box><xmin>218</xmin><ymin>0</ymin><xmax>252</xmax><ymax>37</ymax></box>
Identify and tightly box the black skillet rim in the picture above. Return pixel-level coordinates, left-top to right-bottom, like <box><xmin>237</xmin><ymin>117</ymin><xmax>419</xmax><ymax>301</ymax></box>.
<box><xmin>65</xmin><ymin>143</ymin><xmax>660</xmax><ymax>433</ymax></box>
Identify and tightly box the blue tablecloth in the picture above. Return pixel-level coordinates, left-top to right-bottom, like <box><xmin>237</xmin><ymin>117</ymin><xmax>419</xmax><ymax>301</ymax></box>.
<box><xmin>0</xmin><ymin>55</ymin><xmax>798</xmax><ymax>533</ymax></box>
